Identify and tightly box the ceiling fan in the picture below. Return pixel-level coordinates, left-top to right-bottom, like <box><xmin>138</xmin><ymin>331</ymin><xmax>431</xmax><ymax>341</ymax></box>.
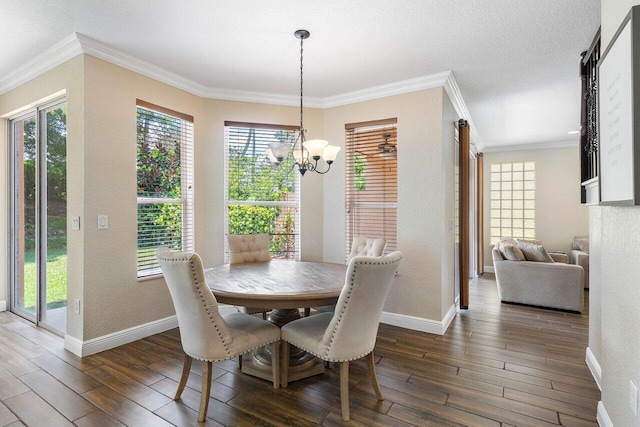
<box><xmin>377</xmin><ymin>133</ymin><xmax>397</xmax><ymax>159</ymax></box>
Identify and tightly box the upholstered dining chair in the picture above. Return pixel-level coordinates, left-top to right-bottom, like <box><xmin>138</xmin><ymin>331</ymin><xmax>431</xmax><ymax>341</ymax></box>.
<box><xmin>310</xmin><ymin>236</ymin><xmax>386</xmax><ymax>315</ymax></box>
<box><xmin>157</xmin><ymin>248</ymin><xmax>281</xmax><ymax>422</ymax></box>
<box><xmin>281</xmin><ymin>251</ymin><xmax>402</xmax><ymax>421</ymax></box>
<box><xmin>227</xmin><ymin>233</ymin><xmax>272</xmax><ymax>319</ymax></box>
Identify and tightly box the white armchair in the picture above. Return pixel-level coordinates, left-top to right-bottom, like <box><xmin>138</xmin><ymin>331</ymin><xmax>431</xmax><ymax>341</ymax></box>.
<box><xmin>281</xmin><ymin>251</ymin><xmax>402</xmax><ymax>421</ymax></box>
<box><xmin>312</xmin><ymin>236</ymin><xmax>386</xmax><ymax>314</ymax></box>
<box><xmin>157</xmin><ymin>249</ymin><xmax>281</xmax><ymax>422</ymax></box>
<box><xmin>570</xmin><ymin>236</ymin><xmax>589</xmax><ymax>289</ymax></box>
<box><xmin>227</xmin><ymin>233</ymin><xmax>272</xmax><ymax>319</ymax></box>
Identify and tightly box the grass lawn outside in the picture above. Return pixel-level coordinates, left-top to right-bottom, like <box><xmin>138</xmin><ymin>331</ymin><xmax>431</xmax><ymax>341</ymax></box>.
<box><xmin>21</xmin><ymin>247</ymin><xmax>67</xmax><ymax>310</ymax></box>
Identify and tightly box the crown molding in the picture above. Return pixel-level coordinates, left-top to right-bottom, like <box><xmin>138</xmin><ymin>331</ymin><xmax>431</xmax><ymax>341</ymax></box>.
<box><xmin>442</xmin><ymin>71</ymin><xmax>483</xmax><ymax>150</ymax></box>
<box><xmin>321</xmin><ymin>72</ymin><xmax>450</xmax><ymax>108</ymax></box>
<box><xmin>482</xmin><ymin>139</ymin><xmax>578</xmax><ymax>153</ymax></box>
<box><xmin>0</xmin><ymin>32</ymin><xmax>480</xmax><ymax>143</ymax></box>
<box><xmin>202</xmin><ymin>86</ymin><xmax>323</xmax><ymax>108</ymax></box>
<box><xmin>0</xmin><ymin>33</ymin><xmax>83</xmax><ymax>95</ymax></box>
<box><xmin>75</xmin><ymin>33</ymin><xmax>209</xmax><ymax>97</ymax></box>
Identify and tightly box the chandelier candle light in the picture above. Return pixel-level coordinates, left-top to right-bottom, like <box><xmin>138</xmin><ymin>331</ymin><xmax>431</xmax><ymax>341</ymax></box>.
<box><xmin>267</xmin><ymin>29</ymin><xmax>340</xmax><ymax>175</ymax></box>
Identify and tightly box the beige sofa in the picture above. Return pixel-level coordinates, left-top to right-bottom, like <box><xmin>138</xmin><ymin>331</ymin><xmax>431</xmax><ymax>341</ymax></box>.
<box><xmin>492</xmin><ymin>240</ymin><xmax>584</xmax><ymax>312</ymax></box>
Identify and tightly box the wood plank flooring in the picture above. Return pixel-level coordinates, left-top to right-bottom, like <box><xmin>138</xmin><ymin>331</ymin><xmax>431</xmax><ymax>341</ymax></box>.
<box><xmin>0</xmin><ymin>275</ymin><xmax>599</xmax><ymax>426</ymax></box>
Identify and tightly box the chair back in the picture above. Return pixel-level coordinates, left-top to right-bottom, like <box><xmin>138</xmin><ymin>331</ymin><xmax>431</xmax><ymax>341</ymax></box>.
<box><xmin>323</xmin><ymin>251</ymin><xmax>402</xmax><ymax>360</ymax></box>
<box><xmin>347</xmin><ymin>237</ymin><xmax>386</xmax><ymax>262</ymax></box>
<box><xmin>227</xmin><ymin>234</ymin><xmax>272</xmax><ymax>264</ymax></box>
<box><xmin>157</xmin><ymin>249</ymin><xmax>234</xmax><ymax>360</ymax></box>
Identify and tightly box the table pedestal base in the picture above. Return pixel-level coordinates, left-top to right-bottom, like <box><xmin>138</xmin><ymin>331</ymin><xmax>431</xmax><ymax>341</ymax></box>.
<box><xmin>240</xmin><ymin>308</ymin><xmax>325</xmax><ymax>385</ymax></box>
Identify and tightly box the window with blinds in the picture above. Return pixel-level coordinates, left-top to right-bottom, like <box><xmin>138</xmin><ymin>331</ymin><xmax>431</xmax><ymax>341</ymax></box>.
<box><xmin>136</xmin><ymin>100</ymin><xmax>194</xmax><ymax>278</ymax></box>
<box><xmin>345</xmin><ymin>119</ymin><xmax>398</xmax><ymax>259</ymax></box>
<box><xmin>489</xmin><ymin>161</ymin><xmax>536</xmax><ymax>244</ymax></box>
<box><xmin>224</xmin><ymin>121</ymin><xmax>300</xmax><ymax>261</ymax></box>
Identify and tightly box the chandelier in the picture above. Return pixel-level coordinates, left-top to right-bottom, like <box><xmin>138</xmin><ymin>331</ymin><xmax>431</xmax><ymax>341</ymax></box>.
<box><xmin>267</xmin><ymin>29</ymin><xmax>340</xmax><ymax>175</ymax></box>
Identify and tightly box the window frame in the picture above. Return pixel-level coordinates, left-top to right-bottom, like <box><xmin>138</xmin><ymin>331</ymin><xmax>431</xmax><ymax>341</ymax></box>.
<box><xmin>136</xmin><ymin>100</ymin><xmax>194</xmax><ymax>279</ymax></box>
<box><xmin>224</xmin><ymin>121</ymin><xmax>301</xmax><ymax>262</ymax></box>
<box><xmin>489</xmin><ymin>161</ymin><xmax>536</xmax><ymax>244</ymax></box>
<box><xmin>345</xmin><ymin>118</ymin><xmax>398</xmax><ymax>259</ymax></box>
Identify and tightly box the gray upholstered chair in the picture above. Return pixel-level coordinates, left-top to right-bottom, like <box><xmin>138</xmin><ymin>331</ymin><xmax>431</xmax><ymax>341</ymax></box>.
<box><xmin>281</xmin><ymin>251</ymin><xmax>402</xmax><ymax>421</ymax></box>
<box><xmin>570</xmin><ymin>236</ymin><xmax>589</xmax><ymax>289</ymax></box>
<box><xmin>157</xmin><ymin>249</ymin><xmax>281</xmax><ymax>422</ymax></box>
<box><xmin>311</xmin><ymin>236</ymin><xmax>386</xmax><ymax>315</ymax></box>
<box><xmin>227</xmin><ymin>233</ymin><xmax>272</xmax><ymax>319</ymax></box>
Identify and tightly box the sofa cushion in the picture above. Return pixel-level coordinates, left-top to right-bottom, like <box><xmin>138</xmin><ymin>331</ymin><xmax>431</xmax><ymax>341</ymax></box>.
<box><xmin>503</xmin><ymin>243</ymin><xmax>526</xmax><ymax>261</ymax></box>
<box><xmin>517</xmin><ymin>241</ymin><xmax>554</xmax><ymax>262</ymax></box>
<box><xmin>572</xmin><ymin>236</ymin><xmax>589</xmax><ymax>253</ymax></box>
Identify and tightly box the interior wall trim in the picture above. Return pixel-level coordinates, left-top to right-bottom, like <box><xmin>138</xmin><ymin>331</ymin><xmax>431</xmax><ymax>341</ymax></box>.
<box><xmin>63</xmin><ymin>305</ymin><xmax>239</xmax><ymax>357</ymax></box>
<box><xmin>585</xmin><ymin>346</ymin><xmax>603</xmax><ymax>391</ymax></box>
<box><xmin>0</xmin><ymin>300</ymin><xmax>6</xmax><ymax>311</ymax></box>
<box><xmin>0</xmin><ymin>33</ymin><xmax>82</xmax><ymax>95</ymax></box>
<box><xmin>482</xmin><ymin>140</ymin><xmax>578</xmax><ymax>153</ymax></box>
<box><xmin>597</xmin><ymin>401</ymin><xmax>613</xmax><ymax>427</ymax></box>
<box><xmin>0</xmin><ymin>32</ymin><xmax>481</xmax><ymax>147</ymax></box>
<box><xmin>380</xmin><ymin>304</ymin><xmax>457</xmax><ymax>335</ymax></box>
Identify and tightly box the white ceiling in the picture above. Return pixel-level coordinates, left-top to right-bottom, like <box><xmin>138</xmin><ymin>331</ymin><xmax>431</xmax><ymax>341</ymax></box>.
<box><xmin>0</xmin><ymin>0</ymin><xmax>600</xmax><ymax>150</ymax></box>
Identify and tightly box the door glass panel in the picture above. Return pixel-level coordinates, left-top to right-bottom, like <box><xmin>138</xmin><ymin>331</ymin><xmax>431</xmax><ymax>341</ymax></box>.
<box><xmin>42</xmin><ymin>105</ymin><xmax>67</xmax><ymax>332</ymax></box>
<box><xmin>10</xmin><ymin>101</ymin><xmax>67</xmax><ymax>335</ymax></box>
<box><xmin>13</xmin><ymin>116</ymin><xmax>37</xmax><ymax>316</ymax></box>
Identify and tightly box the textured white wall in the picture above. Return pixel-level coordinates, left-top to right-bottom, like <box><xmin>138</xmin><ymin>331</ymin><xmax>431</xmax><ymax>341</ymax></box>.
<box><xmin>597</xmin><ymin>3</ymin><xmax>640</xmax><ymax>425</ymax></box>
<box><xmin>482</xmin><ymin>147</ymin><xmax>589</xmax><ymax>267</ymax></box>
<box><xmin>602</xmin><ymin>0</ymin><xmax>637</xmax><ymax>50</ymax></box>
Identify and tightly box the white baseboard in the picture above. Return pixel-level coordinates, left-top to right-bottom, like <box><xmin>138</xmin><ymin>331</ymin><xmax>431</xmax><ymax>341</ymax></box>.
<box><xmin>484</xmin><ymin>265</ymin><xmax>495</xmax><ymax>274</ymax></box>
<box><xmin>63</xmin><ymin>304</ymin><xmax>457</xmax><ymax>357</ymax></box>
<box><xmin>585</xmin><ymin>347</ymin><xmax>602</xmax><ymax>391</ymax></box>
<box><xmin>597</xmin><ymin>401</ymin><xmax>613</xmax><ymax>427</ymax></box>
<box><xmin>380</xmin><ymin>304</ymin><xmax>457</xmax><ymax>335</ymax></box>
<box><xmin>65</xmin><ymin>315</ymin><xmax>179</xmax><ymax>357</ymax></box>
<box><xmin>0</xmin><ymin>300</ymin><xmax>6</xmax><ymax>311</ymax></box>
<box><xmin>64</xmin><ymin>305</ymin><xmax>240</xmax><ymax>357</ymax></box>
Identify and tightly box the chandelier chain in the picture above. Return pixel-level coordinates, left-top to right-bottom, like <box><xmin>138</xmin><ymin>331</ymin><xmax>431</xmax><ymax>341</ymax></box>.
<box><xmin>299</xmin><ymin>35</ymin><xmax>304</xmax><ymax>134</ymax></box>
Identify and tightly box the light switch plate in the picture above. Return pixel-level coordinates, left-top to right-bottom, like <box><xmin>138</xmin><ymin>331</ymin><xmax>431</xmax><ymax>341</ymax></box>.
<box><xmin>98</xmin><ymin>215</ymin><xmax>109</xmax><ymax>230</ymax></box>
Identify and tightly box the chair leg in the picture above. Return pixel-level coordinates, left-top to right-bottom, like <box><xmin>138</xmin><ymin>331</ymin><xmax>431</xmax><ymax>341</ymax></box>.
<box><xmin>281</xmin><ymin>342</ymin><xmax>290</xmax><ymax>388</ymax></box>
<box><xmin>304</xmin><ymin>308</ymin><xmax>310</xmax><ymax>317</ymax></box>
<box><xmin>340</xmin><ymin>361</ymin><xmax>350</xmax><ymax>421</ymax></box>
<box><xmin>174</xmin><ymin>354</ymin><xmax>192</xmax><ymax>400</ymax></box>
<box><xmin>262</xmin><ymin>311</ymin><xmax>267</xmax><ymax>320</ymax></box>
<box><xmin>366</xmin><ymin>352</ymin><xmax>384</xmax><ymax>400</ymax></box>
<box><xmin>271</xmin><ymin>340</ymin><xmax>280</xmax><ymax>389</ymax></box>
<box><xmin>198</xmin><ymin>361</ymin><xmax>212</xmax><ymax>422</ymax></box>
<box><xmin>238</xmin><ymin>353</ymin><xmax>243</xmax><ymax>369</ymax></box>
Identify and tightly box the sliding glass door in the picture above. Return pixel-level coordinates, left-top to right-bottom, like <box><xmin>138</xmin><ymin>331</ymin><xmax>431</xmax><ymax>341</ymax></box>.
<box><xmin>9</xmin><ymin>99</ymin><xmax>67</xmax><ymax>334</ymax></box>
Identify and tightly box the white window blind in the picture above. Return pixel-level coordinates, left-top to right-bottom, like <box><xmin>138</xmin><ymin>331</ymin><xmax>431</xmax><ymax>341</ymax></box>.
<box><xmin>224</xmin><ymin>121</ymin><xmax>300</xmax><ymax>261</ymax></box>
<box><xmin>490</xmin><ymin>161</ymin><xmax>535</xmax><ymax>244</ymax></box>
<box><xmin>136</xmin><ymin>100</ymin><xmax>194</xmax><ymax>277</ymax></box>
<box><xmin>345</xmin><ymin>119</ymin><xmax>398</xmax><ymax>259</ymax></box>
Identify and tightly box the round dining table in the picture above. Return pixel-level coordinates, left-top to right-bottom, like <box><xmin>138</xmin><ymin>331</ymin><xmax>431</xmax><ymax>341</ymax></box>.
<box><xmin>205</xmin><ymin>260</ymin><xmax>347</xmax><ymax>383</ymax></box>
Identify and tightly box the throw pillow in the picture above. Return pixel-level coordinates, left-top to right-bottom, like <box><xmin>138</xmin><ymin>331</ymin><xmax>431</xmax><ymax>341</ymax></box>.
<box><xmin>517</xmin><ymin>238</ymin><xmax>542</xmax><ymax>245</ymax></box>
<box><xmin>573</xmin><ymin>236</ymin><xmax>589</xmax><ymax>253</ymax></box>
<box><xmin>503</xmin><ymin>243</ymin><xmax>526</xmax><ymax>261</ymax></box>
<box><xmin>498</xmin><ymin>237</ymin><xmax>518</xmax><ymax>258</ymax></box>
<box><xmin>517</xmin><ymin>241</ymin><xmax>554</xmax><ymax>262</ymax></box>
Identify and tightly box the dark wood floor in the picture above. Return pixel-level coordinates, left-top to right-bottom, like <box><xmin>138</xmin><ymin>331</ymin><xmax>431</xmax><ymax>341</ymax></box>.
<box><xmin>0</xmin><ymin>275</ymin><xmax>599</xmax><ymax>426</ymax></box>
